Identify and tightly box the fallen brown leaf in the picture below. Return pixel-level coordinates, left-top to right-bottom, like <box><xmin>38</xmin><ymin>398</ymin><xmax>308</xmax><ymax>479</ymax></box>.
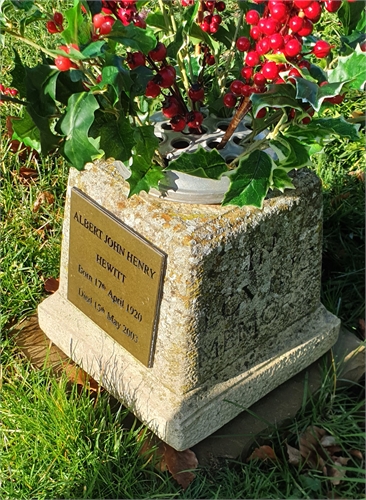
<box><xmin>11</xmin><ymin>166</ymin><xmax>39</xmax><ymax>184</ymax></box>
<box><xmin>33</xmin><ymin>191</ymin><xmax>55</xmax><ymax>212</ymax></box>
<box><xmin>138</xmin><ymin>431</ymin><xmax>198</xmax><ymax>490</ymax></box>
<box><xmin>286</xmin><ymin>442</ymin><xmax>302</xmax><ymax>466</ymax></box>
<box><xmin>44</xmin><ymin>277</ymin><xmax>59</xmax><ymax>293</ymax></box>
<box><xmin>348</xmin><ymin>169</ymin><xmax>365</xmax><ymax>183</ymax></box>
<box><xmin>247</xmin><ymin>445</ymin><xmax>278</xmax><ymax>462</ymax></box>
<box><xmin>328</xmin><ymin>456</ymin><xmax>349</xmax><ymax>485</ymax></box>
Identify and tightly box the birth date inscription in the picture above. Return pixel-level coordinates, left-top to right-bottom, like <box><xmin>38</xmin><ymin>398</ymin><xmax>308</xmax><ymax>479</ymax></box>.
<box><xmin>67</xmin><ymin>188</ymin><xmax>166</xmax><ymax>367</ymax></box>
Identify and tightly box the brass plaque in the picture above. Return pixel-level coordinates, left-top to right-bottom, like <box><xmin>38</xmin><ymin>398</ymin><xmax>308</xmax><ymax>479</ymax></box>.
<box><xmin>67</xmin><ymin>188</ymin><xmax>166</xmax><ymax>367</ymax></box>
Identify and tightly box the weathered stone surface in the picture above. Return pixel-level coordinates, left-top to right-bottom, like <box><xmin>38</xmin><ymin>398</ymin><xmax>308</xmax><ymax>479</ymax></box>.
<box><xmin>38</xmin><ymin>160</ymin><xmax>340</xmax><ymax>450</ymax></box>
<box><xmin>192</xmin><ymin>327</ymin><xmax>365</xmax><ymax>465</ymax></box>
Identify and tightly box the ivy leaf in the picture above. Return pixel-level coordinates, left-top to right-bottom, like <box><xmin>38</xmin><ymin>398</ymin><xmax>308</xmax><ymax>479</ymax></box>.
<box><xmin>337</xmin><ymin>0</ymin><xmax>366</xmax><ymax>36</ymax></box>
<box><xmin>327</xmin><ymin>46</ymin><xmax>366</xmax><ymax>91</ymax></box>
<box><xmin>295</xmin><ymin>78</ymin><xmax>345</xmax><ymax>112</ymax></box>
<box><xmin>60</xmin><ymin>92</ymin><xmax>100</xmax><ymax>170</ymax></box>
<box><xmin>11</xmin><ymin>109</ymin><xmax>41</xmax><ymax>152</ymax></box>
<box><xmin>62</xmin><ymin>3</ymin><xmax>89</xmax><ymax>45</ymax></box>
<box><xmin>126</xmin><ymin>125</ymin><xmax>162</xmax><ymax>196</ymax></box>
<box><xmin>223</xmin><ymin>150</ymin><xmax>273</xmax><ymax>208</ymax></box>
<box><xmin>168</xmin><ymin>147</ymin><xmax>227</xmax><ymax>180</ymax></box>
<box><xmin>251</xmin><ymin>84</ymin><xmax>303</xmax><ymax>115</ymax></box>
<box><xmin>189</xmin><ymin>23</ymin><xmax>220</xmax><ymax>54</ymax></box>
<box><xmin>109</xmin><ymin>21</ymin><xmax>156</xmax><ymax>53</ymax></box>
<box><xmin>127</xmin><ymin>158</ymin><xmax>165</xmax><ymax>197</ymax></box>
<box><xmin>99</xmin><ymin>114</ymin><xmax>135</xmax><ymax>163</ymax></box>
<box><xmin>146</xmin><ymin>12</ymin><xmax>168</xmax><ymax>31</ymax></box>
<box><xmin>81</xmin><ymin>41</ymin><xmax>106</xmax><ymax>58</ymax></box>
<box><xmin>10</xmin><ymin>49</ymin><xmax>27</xmax><ymax>98</ymax></box>
<box><xmin>272</xmin><ymin>169</ymin><xmax>295</xmax><ymax>193</ymax></box>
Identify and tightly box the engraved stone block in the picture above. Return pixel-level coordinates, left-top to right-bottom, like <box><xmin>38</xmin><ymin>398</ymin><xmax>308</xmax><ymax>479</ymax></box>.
<box><xmin>38</xmin><ymin>160</ymin><xmax>340</xmax><ymax>450</ymax></box>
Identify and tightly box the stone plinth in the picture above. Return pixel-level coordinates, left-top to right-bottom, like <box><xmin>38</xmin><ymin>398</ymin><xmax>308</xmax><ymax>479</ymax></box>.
<box><xmin>38</xmin><ymin>160</ymin><xmax>340</xmax><ymax>450</ymax></box>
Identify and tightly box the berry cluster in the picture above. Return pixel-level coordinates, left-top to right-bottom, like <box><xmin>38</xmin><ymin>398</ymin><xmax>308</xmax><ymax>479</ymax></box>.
<box><xmin>198</xmin><ymin>0</ymin><xmax>226</xmax><ymax>34</ymax></box>
<box><xmin>46</xmin><ymin>11</ymin><xmax>64</xmax><ymax>34</ymax></box>
<box><xmin>0</xmin><ymin>84</ymin><xmax>19</xmax><ymax>104</ymax></box>
<box><xmin>223</xmin><ymin>0</ymin><xmax>346</xmax><ymax>121</ymax></box>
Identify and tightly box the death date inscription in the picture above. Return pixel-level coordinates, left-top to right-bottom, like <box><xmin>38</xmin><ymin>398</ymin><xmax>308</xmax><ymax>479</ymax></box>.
<box><xmin>67</xmin><ymin>188</ymin><xmax>166</xmax><ymax>367</ymax></box>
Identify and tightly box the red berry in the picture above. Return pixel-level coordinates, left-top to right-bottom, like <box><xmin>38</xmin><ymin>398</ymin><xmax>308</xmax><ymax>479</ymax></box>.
<box><xmin>93</xmin><ymin>13</ymin><xmax>107</xmax><ymax>29</ymax></box>
<box><xmin>326</xmin><ymin>93</ymin><xmax>345</xmax><ymax>104</ymax></box>
<box><xmin>9</xmin><ymin>88</ymin><xmax>19</xmax><ymax>96</ymax></box>
<box><xmin>289</xmin><ymin>16</ymin><xmax>304</xmax><ymax>33</ymax></box>
<box><xmin>293</xmin><ymin>0</ymin><xmax>312</xmax><ymax>8</ymax></box>
<box><xmin>256</xmin><ymin>38</ymin><xmax>271</xmax><ymax>55</ymax></box>
<box><xmin>250</xmin><ymin>26</ymin><xmax>261</xmax><ymax>40</ymax></box>
<box><xmin>303</xmin><ymin>2</ymin><xmax>322</xmax><ymax>21</ymax></box>
<box><xmin>262</xmin><ymin>18</ymin><xmax>278</xmax><ymax>36</ymax></box>
<box><xmin>241</xmin><ymin>66</ymin><xmax>253</xmax><ymax>82</ymax></box>
<box><xmin>269</xmin><ymin>3</ymin><xmax>288</xmax><ymax>22</ymax></box>
<box><xmin>99</xmin><ymin>20</ymin><xmax>114</xmax><ymax>35</ymax></box>
<box><xmin>127</xmin><ymin>51</ymin><xmax>146</xmax><ymax>69</ymax></box>
<box><xmin>212</xmin><ymin>14</ymin><xmax>222</xmax><ymax>24</ymax></box>
<box><xmin>262</xmin><ymin>61</ymin><xmax>279</xmax><ymax>80</ymax></box>
<box><xmin>205</xmin><ymin>54</ymin><xmax>215</xmax><ymax>65</ymax></box>
<box><xmin>145</xmin><ymin>80</ymin><xmax>161</xmax><ymax>98</ymax></box>
<box><xmin>325</xmin><ymin>0</ymin><xmax>342</xmax><ymax>12</ymax></box>
<box><xmin>53</xmin><ymin>12</ymin><xmax>63</xmax><ymax>26</ymax></box>
<box><xmin>216</xmin><ymin>1</ymin><xmax>226</xmax><ymax>12</ymax></box>
<box><xmin>170</xmin><ymin>115</ymin><xmax>186</xmax><ymax>132</ymax></box>
<box><xmin>162</xmin><ymin>97</ymin><xmax>181</xmax><ymax>118</ymax></box>
<box><xmin>55</xmin><ymin>55</ymin><xmax>72</xmax><ymax>71</ymax></box>
<box><xmin>241</xmin><ymin>84</ymin><xmax>253</xmax><ymax>97</ymax></box>
<box><xmin>313</xmin><ymin>40</ymin><xmax>332</xmax><ymax>58</ymax></box>
<box><xmin>186</xmin><ymin>111</ymin><xmax>204</xmax><ymax>129</ymax></box>
<box><xmin>299</xmin><ymin>59</ymin><xmax>311</xmax><ymax>69</ymax></box>
<box><xmin>253</xmin><ymin>72</ymin><xmax>266</xmax><ymax>87</ymax></box>
<box><xmin>245</xmin><ymin>51</ymin><xmax>260</xmax><ymax>67</ymax></box>
<box><xmin>157</xmin><ymin>66</ymin><xmax>176</xmax><ymax>88</ymax></box>
<box><xmin>256</xmin><ymin>108</ymin><xmax>267</xmax><ymax>119</ymax></box>
<box><xmin>46</xmin><ymin>21</ymin><xmax>59</xmax><ymax>34</ymax></box>
<box><xmin>201</xmin><ymin>21</ymin><xmax>210</xmax><ymax>32</ymax></box>
<box><xmin>188</xmin><ymin>84</ymin><xmax>204</xmax><ymax>102</ymax></box>
<box><xmin>223</xmin><ymin>92</ymin><xmax>237</xmax><ymax>108</ymax></box>
<box><xmin>269</xmin><ymin>33</ymin><xmax>284</xmax><ymax>50</ymax></box>
<box><xmin>284</xmin><ymin>38</ymin><xmax>302</xmax><ymax>58</ymax></box>
<box><xmin>0</xmin><ymin>84</ymin><xmax>4</xmax><ymax>92</ymax></box>
<box><xmin>246</xmin><ymin>9</ymin><xmax>260</xmax><ymax>25</ymax></box>
<box><xmin>230</xmin><ymin>79</ymin><xmax>244</xmax><ymax>95</ymax></box>
<box><xmin>148</xmin><ymin>42</ymin><xmax>167</xmax><ymax>62</ymax></box>
<box><xmin>210</xmin><ymin>22</ymin><xmax>220</xmax><ymax>33</ymax></box>
<box><xmin>236</xmin><ymin>36</ymin><xmax>251</xmax><ymax>52</ymax></box>
<box><xmin>298</xmin><ymin>18</ymin><xmax>313</xmax><ymax>36</ymax></box>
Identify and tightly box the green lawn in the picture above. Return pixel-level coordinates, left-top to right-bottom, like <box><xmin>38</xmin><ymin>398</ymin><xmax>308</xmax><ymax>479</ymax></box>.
<box><xmin>1</xmin><ymin>1</ymin><xmax>365</xmax><ymax>498</ymax></box>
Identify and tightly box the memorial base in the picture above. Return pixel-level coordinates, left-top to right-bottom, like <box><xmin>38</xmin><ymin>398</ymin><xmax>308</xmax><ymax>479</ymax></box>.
<box><xmin>38</xmin><ymin>160</ymin><xmax>340</xmax><ymax>450</ymax></box>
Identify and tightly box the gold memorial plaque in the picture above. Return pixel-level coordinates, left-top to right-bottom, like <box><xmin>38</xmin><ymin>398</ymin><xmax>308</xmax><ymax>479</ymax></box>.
<box><xmin>67</xmin><ymin>188</ymin><xmax>166</xmax><ymax>367</ymax></box>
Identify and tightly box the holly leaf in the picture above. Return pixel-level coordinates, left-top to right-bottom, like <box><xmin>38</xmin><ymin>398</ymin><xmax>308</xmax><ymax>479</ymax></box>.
<box><xmin>11</xmin><ymin>110</ymin><xmax>41</xmax><ymax>152</ymax></box>
<box><xmin>251</xmin><ymin>84</ymin><xmax>303</xmax><ymax>115</ymax></box>
<box><xmin>130</xmin><ymin>66</ymin><xmax>154</xmax><ymax>97</ymax></box>
<box><xmin>109</xmin><ymin>21</ymin><xmax>156</xmax><ymax>53</ymax></box>
<box><xmin>286</xmin><ymin>117</ymin><xmax>360</xmax><ymax>143</ymax></box>
<box><xmin>168</xmin><ymin>147</ymin><xmax>227</xmax><ymax>180</ymax></box>
<box><xmin>328</xmin><ymin>46</ymin><xmax>366</xmax><ymax>91</ymax></box>
<box><xmin>223</xmin><ymin>150</ymin><xmax>273</xmax><ymax>208</ymax></box>
<box><xmin>295</xmin><ymin>78</ymin><xmax>346</xmax><ymax>112</ymax></box>
<box><xmin>272</xmin><ymin>168</ymin><xmax>295</xmax><ymax>193</ymax></box>
<box><xmin>273</xmin><ymin>135</ymin><xmax>311</xmax><ymax>171</ymax></box>
<box><xmin>60</xmin><ymin>92</ymin><xmax>100</xmax><ymax>170</ymax></box>
<box><xmin>189</xmin><ymin>23</ymin><xmax>220</xmax><ymax>54</ymax></box>
<box><xmin>99</xmin><ymin>114</ymin><xmax>135</xmax><ymax>163</ymax></box>
<box><xmin>81</xmin><ymin>40</ymin><xmax>106</xmax><ymax>59</ymax></box>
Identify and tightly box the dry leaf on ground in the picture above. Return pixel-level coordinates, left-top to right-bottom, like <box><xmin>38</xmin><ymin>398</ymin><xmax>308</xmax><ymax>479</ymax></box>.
<box><xmin>286</xmin><ymin>426</ymin><xmax>363</xmax><ymax>487</ymax></box>
<box><xmin>11</xmin><ymin>166</ymin><xmax>39</xmax><ymax>184</ymax></box>
<box><xmin>348</xmin><ymin>169</ymin><xmax>365</xmax><ymax>183</ymax></box>
<box><xmin>44</xmin><ymin>277</ymin><xmax>59</xmax><ymax>293</ymax></box>
<box><xmin>139</xmin><ymin>431</ymin><xmax>198</xmax><ymax>490</ymax></box>
<box><xmin>33</xmin><ymin>191</ymin><xmax>55</xmax><ymax>212</ymax></box>
<box><xmin>247</xmin><ymin>445</ymin><xmax>278</xmax><ymax>462</ymax></box>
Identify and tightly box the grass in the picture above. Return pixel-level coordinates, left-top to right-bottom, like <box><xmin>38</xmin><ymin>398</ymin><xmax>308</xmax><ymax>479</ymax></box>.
<box><xmin>1</xmin><ymin>1</ymin><xmax>365</xmax><ymax>498</ymax></box>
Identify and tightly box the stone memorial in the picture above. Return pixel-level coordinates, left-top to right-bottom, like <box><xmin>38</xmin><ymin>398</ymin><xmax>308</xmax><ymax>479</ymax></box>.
<box><xmin>38</xmin><ymin>160</ymin><xmax>340</xmax><ymax>451</ymax></box>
